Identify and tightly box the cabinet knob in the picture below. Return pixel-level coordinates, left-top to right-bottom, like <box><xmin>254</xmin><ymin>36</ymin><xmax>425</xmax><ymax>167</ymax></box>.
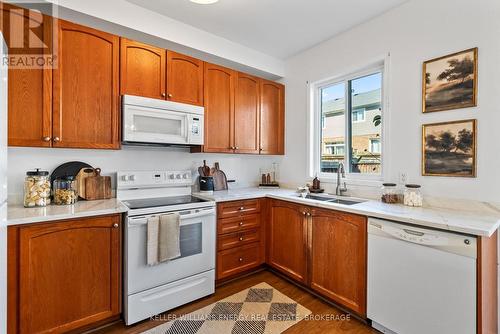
<box><xmin>239</xmin><ymin>207</ymin><xmax>245</xmax><ymax>211</ymax></box>
<box><xmin>239</xmin><ymin>257</ymin><xmax>243</xmax><ymax>262</ymax></box>
<box><xmin>306</xmin><ymin>212</ymin><xmax>311</xmax><ymax>216</ymax></box>
<box><xmin>259</xmin><ymin>148</ymin><xmax>263</xmax><ymax>152</ymax></box>
<box><xmin>161</xmin><ymin>93</ymin><xmax>166</xmax><ymax>97</ymax></box>
<box><xmin>53</xmin><ymin>137</ymin><xmax>60</xmax><ymax>143</ymax></box>
<box><xmin>239</xmin><ymin>237</ymin><xmax>243</xmax><ymax>241</ymax></box>
<box><xmin>113</xmin><ymin>223</ymin><xmax>119</xmax><ymax>228</ymax></box>
<box><xmin>167</xmin><ymin>93</ymin><xmax>173</xmax><ymax>98</ymax></box>
<box><xmin>235</xmin><ymin>147</ymin><xmax>239</xmax><ymax>150</ymax></box>
<box><xmin>239</xmin><ymin>222</ymin><xmax>244</xmax><ymax>226</ymax></box>
<box><xmin>302</xmin><ymin>211</ymin><xmax>306</xmax><ymax>216</ymax></box>
<box><xmin>42</xmin><ymin>136</ymin><xmax>51</xmax><ymax>142</ymax></box>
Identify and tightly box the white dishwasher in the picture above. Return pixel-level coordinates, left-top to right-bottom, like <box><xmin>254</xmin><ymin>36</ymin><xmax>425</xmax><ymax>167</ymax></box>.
<box><xmin>367</xmin><ymin>218</ymin><xmax>477</xmax><ymax>334</ymax></box>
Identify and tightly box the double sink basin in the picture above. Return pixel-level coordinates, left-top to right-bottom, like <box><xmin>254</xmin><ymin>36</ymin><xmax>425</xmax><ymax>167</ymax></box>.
<box><xmin>300</xmin><ymin>193</ymin><xmax>366</xmax><ymax>206</ymax></box>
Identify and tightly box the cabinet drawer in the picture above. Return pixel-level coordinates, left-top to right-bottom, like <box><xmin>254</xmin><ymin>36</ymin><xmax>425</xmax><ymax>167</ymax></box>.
<box><xmin>218</xmin><ymin>214</ymin><xmax>260</xmax><ymax>235</ymax></box>
<box><xmin>217</xmin><ymin>199</ymin><xmax>261</xmax><ymax>219</ymax></box>
<box><xmin>217</xmin><ymin>242</ymin><xmax>262</xmax><ymax>280</ymax></box>
<box><xmin>218</xmin><ymin>229</ymin><xmax>261</xmax><ymax>251</ymax></box>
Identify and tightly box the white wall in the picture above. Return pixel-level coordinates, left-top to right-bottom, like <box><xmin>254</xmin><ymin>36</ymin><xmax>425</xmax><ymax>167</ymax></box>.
<box><xmin>281</xmin><ymin>0</ymin><xmax>500</xmax><ymax>202</ymax></box>
<box><xmin>7</xmin><ymin>146</ymin><xmax>282</xmax><ymax>200</ymax></box>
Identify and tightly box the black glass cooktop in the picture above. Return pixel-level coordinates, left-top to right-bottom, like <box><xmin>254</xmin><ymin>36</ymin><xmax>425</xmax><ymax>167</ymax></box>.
<box><xmin>123</xmin><ymin>196</ymin><xmax>207</xmax><ymax>209</ymax></box>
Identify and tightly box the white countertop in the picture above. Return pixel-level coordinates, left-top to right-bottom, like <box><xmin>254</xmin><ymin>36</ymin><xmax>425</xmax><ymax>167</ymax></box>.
<box><xmin>194</xmin><ymin>187</ymin><xmax>500</xmax><ymax>237</ymax></box>
<box><xmin>7</xmin><ymin>198</ymin><xmax>128</xmax><ymax>226</ymax></box>
<box><xmin>7</xmin><ymin>188</ymin><xmax>500</xmax><ymax>237</ymax></box>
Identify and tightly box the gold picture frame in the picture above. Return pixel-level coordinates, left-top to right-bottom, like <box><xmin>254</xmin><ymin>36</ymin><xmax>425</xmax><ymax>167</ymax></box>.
<box><xmin>422</xmin><ymin>48</ymin><xmax>478</xmax><ymax>113</ymax></box>
<box><xmin>422</xmin><ymin>119</ymin><xmax>477</xmax><ymax>177</ymax></box>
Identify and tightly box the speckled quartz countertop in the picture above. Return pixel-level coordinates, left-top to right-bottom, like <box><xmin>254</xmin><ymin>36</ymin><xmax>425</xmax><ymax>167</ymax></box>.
<box><xmin>7</xmin><ymin>198</ymin><xmax>128</xmax><ymax>226</ymax></box>
<box><xmin>193</xmin><ymin>187</ymin><xmax>500</xmax><ymax>237</ymax></box>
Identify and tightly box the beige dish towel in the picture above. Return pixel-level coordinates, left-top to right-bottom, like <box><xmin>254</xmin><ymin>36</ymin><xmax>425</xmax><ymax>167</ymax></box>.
<box><xmin>158</xmin><ymin>213</ymin><xmax>181</xmax><ymax>262</ymax></box>
<box><xmin>147</xmin><ymin>216</ymin><xmax>160</xmax><ymax>266</ymax></box>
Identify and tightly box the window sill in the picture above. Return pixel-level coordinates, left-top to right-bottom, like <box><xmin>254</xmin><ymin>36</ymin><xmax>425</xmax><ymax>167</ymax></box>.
<box><xmin>317</xmin><ymin>176</ymin><xmax>383</xmax><ymax>188</ymax></box>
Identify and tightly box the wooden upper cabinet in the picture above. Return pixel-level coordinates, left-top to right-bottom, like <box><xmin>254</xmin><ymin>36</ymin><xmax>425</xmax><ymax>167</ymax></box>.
<box><xmin>9</xmin><ymin>215</ymin><xmax>121</xmax><ymax>334</ymax></box>
<box><xmin>267</xmin><ymin>200</ymin><xmax>308</xmax><ymax>284</ymax></box>
<box><xmin>310</xmin><ymin>208</ymin><xmax>367</xmax><ymax>316</ymax></box>
<box><xmin>2</xmin><ymin>4</ymin><xmax>53</xmax><ymax>147</ymax></box>
<box><xmin>234</xmin><ymin>72</ymin><xmax>260</xmax><ymax>154</ymax></box>
<box><xmin>53</xmin><ymin>20</ymin><xmax>120</xmax><ymax>149</ymax></box>
<box><xmin>120</xmin><ymin>38</ymin><xmax>166</xmax><ymax>99</ymax></box>
<box><xmin>166</xmin><ymin>50</ymin><xmax>203</xmax><ymax>106</ymax></box>
<box><xmin>203</xmin><ymin>63</ymin><xmax>235</xmax><ymax>153</ymax></box>
<box><xmin>260</xmin><ymin>80</ymin><xmax>285</xmax><ymax>155</ymax></box>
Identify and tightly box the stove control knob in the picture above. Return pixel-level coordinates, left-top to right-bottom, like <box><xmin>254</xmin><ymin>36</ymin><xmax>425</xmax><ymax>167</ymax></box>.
<box><xmin>168</xmin><ymin>174</ymin><xmax>175</xmax><ymax>180</ymax></box>
<box><xmin>176</xmin><ymin>174</ymin><xmax>181</xmax><ymax>179</ymax></box>
<box><xmin>183</xmin><ymin>173</ymin><xmax>190</xmax><ymax>179</ymax></box>
<box><xmin>129</xmin><ymin>175</ymin><xmax>136</xmax><ymax>181</ymax></box>
<box><xmin>121</xmin><ymin>175</ymin><xmax>129</xmax><ymax>181</ymax></box>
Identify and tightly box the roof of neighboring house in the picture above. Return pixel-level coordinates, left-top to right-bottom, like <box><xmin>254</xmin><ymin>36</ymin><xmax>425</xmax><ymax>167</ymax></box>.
<box><xmin>323</xmin><ymin>88</ymin><xmax>381</xmax><ymax>116</ymax></box>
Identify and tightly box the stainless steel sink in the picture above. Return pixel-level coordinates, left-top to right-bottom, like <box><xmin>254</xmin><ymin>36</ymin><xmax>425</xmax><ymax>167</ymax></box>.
<box><xmin>304</xmin><ymin>194</ymin><xmax>365</xmax><ymax>205</ymax></box>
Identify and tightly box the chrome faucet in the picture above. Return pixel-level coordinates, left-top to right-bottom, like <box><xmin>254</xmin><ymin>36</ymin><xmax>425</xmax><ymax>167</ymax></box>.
<box><xmin>336</xmin><ymin>162</ymin><xmax>347</xmax><ymax>196</ymax></box>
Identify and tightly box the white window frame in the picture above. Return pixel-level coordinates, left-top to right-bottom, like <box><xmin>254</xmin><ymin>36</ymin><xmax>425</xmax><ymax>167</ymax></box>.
<box><xmin>369</xmin><ymin>138</ymin><xmax>381</xmax><ymax>153</ymax></box>
<box><xmin>307</xmin><ymin>57</ymin><xmax>390</xmax><ymax>185</ymax></box>
<box><xmin>352</xmin><ymin>108</ymin><xmax>366</xmax><ymax>123</ymax></box>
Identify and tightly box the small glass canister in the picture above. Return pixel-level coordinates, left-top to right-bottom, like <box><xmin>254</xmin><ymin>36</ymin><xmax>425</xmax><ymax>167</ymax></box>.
<box><xmin>23</xmin><ymin>169</ymin><xmax>51</xmax><ymax>207</ymax></box>
<box><xmin>404</xmin><ymin>184</ymin><xmax>423</xmax><ymax>207</ymax></box>
<box><xmin>381</xmin><ymin>183</ymin><xmax>400</xmax><ymax>204</ymax></box>
<box><xmin>53</xmin><ymin>176</ymin><xmax>78</xmax><ymax>205</ymax></box>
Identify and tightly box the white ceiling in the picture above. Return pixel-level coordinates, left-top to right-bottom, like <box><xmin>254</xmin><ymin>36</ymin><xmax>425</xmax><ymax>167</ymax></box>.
<box><xmin>126</xmin><ymin>0</ymin><xmax>408</xmax><ymax>59</ymax></box>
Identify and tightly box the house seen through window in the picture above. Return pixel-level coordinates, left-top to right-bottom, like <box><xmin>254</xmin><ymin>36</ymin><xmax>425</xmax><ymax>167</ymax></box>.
<box><xmin>319</xmin><ymin>70</ymin><xmax>383</xmax><ymax>175</ymax></box>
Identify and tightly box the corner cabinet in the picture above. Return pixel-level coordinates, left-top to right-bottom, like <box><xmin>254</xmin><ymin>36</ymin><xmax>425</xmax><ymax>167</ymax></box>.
<box><xmin>267</xmin><ymin>200</ymin><xmax>308</xmax><ymax>284</ymax></box>
<box><xmin>260</xmin><ymin>80</ymin><xmax>285</xmax><ymax>155</ymax></box>
<box><xmin>194</xmin><ymin>64</ymin><xmax>285</xmax><ymax>155</ymax></box>
<box><xmin>3</xmin><ymin>4</ymin><xmax>53</xmax><ymax>147</ymax></box>
<box><xmin>8</xmin><ymin>214</ymin><xmax>122</xmax><ymax>334</ymax></box>
<box><xmin>53</xmin><ymin>20</ymin><xmax>120</xmax><ymax>149</ymax></box>
<box><xmin>267</xmin><ymin>199</ymin><xmax>367</xmax><ymax>316</ymax></box>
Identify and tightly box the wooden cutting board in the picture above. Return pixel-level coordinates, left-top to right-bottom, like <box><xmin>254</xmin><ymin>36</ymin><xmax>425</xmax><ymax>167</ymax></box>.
<box><xmin>212</xmin><ymin>162</ymin><xmax>228</xmax><ymax>191</ymax></box>
<box><xmin>75</xmin><ymin>167</ymin><xmax>96</xmax><ymax>199</ymax></box>
<box><xmin>83</xmin><ymin>168</ymin><xmax>112</xmax><ymax>200</ymax></box>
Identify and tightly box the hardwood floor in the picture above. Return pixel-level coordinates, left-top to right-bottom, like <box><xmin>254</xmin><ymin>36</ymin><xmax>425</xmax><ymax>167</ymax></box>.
<box><xmin>91</xmin><ymin>271</ymin><xmax>377</xmax><ymax>334</ymax></box>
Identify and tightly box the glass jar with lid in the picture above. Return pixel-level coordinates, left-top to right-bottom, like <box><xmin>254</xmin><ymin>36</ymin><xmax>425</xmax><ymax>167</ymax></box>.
<box><xmin>381</xmin><ymin>183</ymin><xmax>400</xmax><ymax>204</ymax></box>
<box><xmin>23</xmin><ymin>169</ymin><xmax>51</xmax><ymax>207</ymax></box>
<box><xmin>53</xmin><ymin>176</ymin><xmax>78</xmax><ymax>205</ymax></box>
<box><xmin>404</xmin><ymin>184</ymin><xmax>423</xmax><ymax>207</ymax></box>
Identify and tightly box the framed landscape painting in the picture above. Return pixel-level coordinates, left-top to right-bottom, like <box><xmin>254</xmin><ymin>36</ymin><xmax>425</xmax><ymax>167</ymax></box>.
<box><xmin>422</xmin><ymin>119</ymin><xmax>476</xmax><ymax>177</ymax></box>
<box><xmin>422</xmin><ymin>48</ymin><xmax>477</xmax><ymax>113</ymax></box>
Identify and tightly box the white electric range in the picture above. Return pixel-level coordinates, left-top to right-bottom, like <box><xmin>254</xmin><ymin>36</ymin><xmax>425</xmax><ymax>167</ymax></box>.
<box><xmin>117</xmin><ymin>170</ymin><xmax>216</xmax><ymax>325</ymax></box>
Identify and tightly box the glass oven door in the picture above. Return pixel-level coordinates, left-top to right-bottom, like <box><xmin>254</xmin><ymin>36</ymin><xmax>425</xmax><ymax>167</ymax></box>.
<box><xmin>126</xmin><ymin>207</ymin><xmax>215</xmax><ymax>295</ymax></box>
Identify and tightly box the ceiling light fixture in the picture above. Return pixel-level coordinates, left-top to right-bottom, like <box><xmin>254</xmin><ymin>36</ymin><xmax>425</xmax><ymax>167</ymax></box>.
<box><xmin>189</xmin><ymin>0</ymin><xmax>219</xmax><ymax>4</ymax></box>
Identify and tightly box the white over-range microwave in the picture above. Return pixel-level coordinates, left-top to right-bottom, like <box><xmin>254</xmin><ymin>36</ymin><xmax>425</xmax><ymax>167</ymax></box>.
<box><xmin>122</xmin><ymin>95</ymin><xmax>204</xmax><ymax>146</ymax></box>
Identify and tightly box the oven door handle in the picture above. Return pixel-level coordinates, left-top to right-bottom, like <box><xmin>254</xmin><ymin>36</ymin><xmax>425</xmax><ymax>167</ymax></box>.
<box><xmin>128</xmin><ymin>208</ymin><xmax>215</xmax><ymax>226</ymax></box>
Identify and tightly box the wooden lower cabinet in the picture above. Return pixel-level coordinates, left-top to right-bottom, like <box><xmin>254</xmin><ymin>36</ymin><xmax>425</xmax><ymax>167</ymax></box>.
<box><xmin>309</xmin><ymin>208</ymin><xmax>367</xmax><ymax>316</ymax></box>
<box><xmin>267</xmin><ymin>200</ymin><xmax>308</xmax><ymax>284</ymax></box>
<box><xmin>216</xmin><ymin>200</ymin><xmax>264</xmax><ymax>281</ymax></box>
<box><xmin>8</xmin><ymin>214</ymin><xmax>122</xmax><ymax>334</ymax></box>
<box><xmin>266</xmin><ymin>199</ymin><xmax>367</xmax><ymax>316</ymax></box>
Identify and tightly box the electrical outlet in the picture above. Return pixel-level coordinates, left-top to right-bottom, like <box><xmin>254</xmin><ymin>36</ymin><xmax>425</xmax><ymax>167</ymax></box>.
<box><xmin>399</xmin><ymin>172</ymin><xmax>408</xmax><ymax>185</ymax></box>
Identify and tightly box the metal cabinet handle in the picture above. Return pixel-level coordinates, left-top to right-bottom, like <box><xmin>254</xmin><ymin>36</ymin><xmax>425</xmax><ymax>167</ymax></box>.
<box><xmin>167</xmin><ymin>93</ymin><xmax>173</xmax><ymax>98</ymax></box>
<box><xmin>53</xmin><ymin>137</ymin><xmax>60</xmax><ymax>143</ymax></box>
<box><xmin>42</xmin><ymin>136</ymin><xmax>51</xmax><ymax>142</ymax></box>
<box><xmin>113</xmin><ymin>223</ymin><xmax>119</xmax><ymax>228</ymax></box>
